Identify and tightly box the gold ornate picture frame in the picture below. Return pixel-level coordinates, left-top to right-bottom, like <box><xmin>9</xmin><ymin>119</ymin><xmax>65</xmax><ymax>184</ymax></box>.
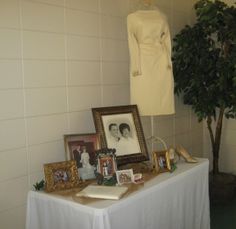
<box><xmin>152</xmin><ymin>150</ymin><xmax>171</xmax><ymax>173</ymax></box>
<box><xmin>92</xmin><ymin>105</ymin><xmax>148</xmax><ymax>165</ymax></box>
<box><xmin>44</xmin><ymin>160</ymin><xmax>79</xmax><ymax>192</ymax></box>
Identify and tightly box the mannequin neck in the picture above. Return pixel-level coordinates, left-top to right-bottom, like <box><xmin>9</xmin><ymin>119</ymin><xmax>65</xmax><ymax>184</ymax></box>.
<box><xmin>137</xmin><ymin>0</ymin><xmax>157</xmax><ymax>11</ymax></box>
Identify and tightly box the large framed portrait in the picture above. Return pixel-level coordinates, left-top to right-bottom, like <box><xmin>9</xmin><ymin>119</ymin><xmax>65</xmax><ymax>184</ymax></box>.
<box><xmin>92</xmin><ymin>105</ymin><xmax>148</xmax><ymax>165</ymax></box>
<box><xmin>64</xmin><ymin>133</ymin><xmax>100</xmax><ymax>180</ymax></box>
<box><xmin>44</xmin><ymin>160</ymin><xmax>79</xmax><ymax>192</ymax></box>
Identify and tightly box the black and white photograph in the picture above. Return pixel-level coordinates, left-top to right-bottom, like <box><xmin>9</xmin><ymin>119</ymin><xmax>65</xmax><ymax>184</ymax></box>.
<box><xmin>92</xmin><ymin>105</ymin><xmax>148</xmax><ymax>165</ymax></box>
<box><xmin>102</xmin><ymin>113</ymin><xmax>141</xmax><ymax>156</ymax></box>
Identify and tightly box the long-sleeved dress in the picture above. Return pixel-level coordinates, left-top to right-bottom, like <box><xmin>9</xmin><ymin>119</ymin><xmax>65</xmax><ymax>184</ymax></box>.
<box><xmin>127</xmin><ymin>9</ymin><xmax>175</xmax><ymax>116</ymax></box>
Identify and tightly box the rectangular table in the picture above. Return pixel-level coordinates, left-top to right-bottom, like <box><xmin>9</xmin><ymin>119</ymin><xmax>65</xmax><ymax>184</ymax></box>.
<box><xmin>26</xmin><ymin>158</ymin><xmax>210</xmax><ymax>229</ymax></box>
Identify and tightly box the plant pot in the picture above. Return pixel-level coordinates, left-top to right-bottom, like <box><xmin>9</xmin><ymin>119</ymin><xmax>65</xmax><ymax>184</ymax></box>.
<box><xmin>209</xmin><ymin>172</ymin><xmax>236</xmax><ymax>205</ymax></box>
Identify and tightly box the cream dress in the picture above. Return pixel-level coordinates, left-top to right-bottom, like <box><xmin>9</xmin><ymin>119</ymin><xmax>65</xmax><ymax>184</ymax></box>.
<box><xmin>127</xmin><ymin>9</ymin><xmax>175</xmax><ymax>116</ymax></box>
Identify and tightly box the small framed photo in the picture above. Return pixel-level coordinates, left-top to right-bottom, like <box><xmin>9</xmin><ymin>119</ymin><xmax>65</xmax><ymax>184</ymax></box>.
<box><xmin>64</xmin><ymin>133</ymin><xmax>100</xmax><ymax>180</ymax></box>
<box><xmin>116</xmin><ymin>169</ymin><xmax>134</xmax><ymax>185</ymax></box>
<box><xmin>152</xmin><ymin>150</ymin><xmax>171</xmax><ymax>173</ymax></box>
<box><xmin>92</xmin><ymin>105</ymin><xmax>148</xmax><ymax>165</ymax></box>
<box><xmin>44</xmin><ymin>160</ymin><xmax>79</xmax><ymax>192</ymax></box>
<box><xmin>96</xmin><ymin>148</ymin><xmax>117</xmax><ymax>178</ymax></box>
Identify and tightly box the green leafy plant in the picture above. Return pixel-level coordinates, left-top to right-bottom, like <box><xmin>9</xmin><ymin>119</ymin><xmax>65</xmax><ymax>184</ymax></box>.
<box><xmin>33</xmin><ymin>179</ymin><xmax>45</xmax><ymax>191</ymax></box>
<box><xmin>172</xmin><ymin>0</ymin><xmax>236</xmax><ymax>174</ymax></box>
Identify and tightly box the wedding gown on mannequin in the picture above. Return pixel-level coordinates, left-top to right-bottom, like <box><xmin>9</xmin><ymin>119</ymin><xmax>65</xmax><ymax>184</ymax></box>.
<box><xmin>127</xmin><ymin>7</ymin><xmax>175</xmax><ymax>116</ymax></box>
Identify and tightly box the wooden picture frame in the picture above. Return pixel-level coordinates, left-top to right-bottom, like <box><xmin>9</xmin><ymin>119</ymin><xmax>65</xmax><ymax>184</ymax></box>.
<box><xmin>64</xmin><ymin>133</ymin><xmax>100</xmax><ymax>166</ymax></box>
<box><xmin>152</xmin><ymin>150</ymin><xmax>171</xmax><ymax>173</ymax></box>
<box><xmin>116</xmin><ymin>169</ymin><xmax>134</xmax><ymax>185</ymax></box>
<box><xmin>64</xmin><ymin>133</ymin><xmax>100</xmax><ymax>180</ymax></box>
<box><xmin>92</xmin><ymin>105</ymin><xmax>148</xmax><ymax>165</ymax></box>
<box><xmin>44</xmin><ymin>160</ymin><xmax>79</xmax><ymax>192</ymax></box>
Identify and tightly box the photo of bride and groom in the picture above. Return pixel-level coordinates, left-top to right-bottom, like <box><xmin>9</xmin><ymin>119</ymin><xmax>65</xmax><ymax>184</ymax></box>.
<box><xmin>105</xmin><ymin>119</ymin><xmax>141</xmax><ymax>156</ymax></box>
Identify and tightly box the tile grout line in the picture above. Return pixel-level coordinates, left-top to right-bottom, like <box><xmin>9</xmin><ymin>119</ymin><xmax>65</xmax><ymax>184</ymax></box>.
<box><xmin>98</xmin><ymin>0</ymin><xmax>104</xmax><ymax>107</ymax></box>
<box><xmin>63</xmin><ymin>0</ymin><xmax>71</xmax><ymax>134</ymax></box>
<box><xmin>19</xmin><ymin>0</ymin><xmax>31</xmax><ymax>191</ymax></box>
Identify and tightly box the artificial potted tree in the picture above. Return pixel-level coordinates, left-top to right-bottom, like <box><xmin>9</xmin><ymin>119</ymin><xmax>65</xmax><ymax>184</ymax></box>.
<box><xmin>172</xmin><ymin>0</ymin><xmax>236</xmax><ymax>203</ymax></box>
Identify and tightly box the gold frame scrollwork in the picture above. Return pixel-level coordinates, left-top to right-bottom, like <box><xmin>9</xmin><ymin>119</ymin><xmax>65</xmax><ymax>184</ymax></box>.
<box><xmin>44</xmin><ymin>160</ymin><xmax>79</xmax><ymax>192</ymax></box>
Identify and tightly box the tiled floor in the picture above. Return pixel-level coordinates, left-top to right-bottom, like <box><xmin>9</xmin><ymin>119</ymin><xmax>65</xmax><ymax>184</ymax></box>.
<box><xmin>210</xmin><ymin>197</ymin><xmax>236</xmax><ymax>229</ymax></box>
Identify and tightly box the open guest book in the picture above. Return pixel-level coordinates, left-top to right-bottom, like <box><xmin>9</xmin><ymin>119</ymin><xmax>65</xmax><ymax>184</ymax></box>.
<box><xmin>76</xmin><ymin>185</ymin><xmax>129</xmax><ymax>200</ymax></box>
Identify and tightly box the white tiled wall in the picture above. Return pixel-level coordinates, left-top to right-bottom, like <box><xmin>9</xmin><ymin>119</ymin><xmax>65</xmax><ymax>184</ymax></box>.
<box><xmin>0</xmin><ymin>0</ymin><xmax>202</xmax><ymax>228</ymax></box>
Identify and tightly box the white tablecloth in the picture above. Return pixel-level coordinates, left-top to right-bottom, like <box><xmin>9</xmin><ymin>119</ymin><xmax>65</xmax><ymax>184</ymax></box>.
<box><xmin>26</xmin><ymin>158</ymin><xmax>210</xmax><ymax>229</ymax></box>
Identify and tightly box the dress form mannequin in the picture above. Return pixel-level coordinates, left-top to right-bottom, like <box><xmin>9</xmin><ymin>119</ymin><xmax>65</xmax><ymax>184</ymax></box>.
<box><xmin>127</xmin><ymin>0</ymin><xmax>175</xmax><ymax>161</ymax></box>
<box><xmin>127</xmin><ymin>1</ymin><xmax>175</xmax><ymax>116</ymax></box>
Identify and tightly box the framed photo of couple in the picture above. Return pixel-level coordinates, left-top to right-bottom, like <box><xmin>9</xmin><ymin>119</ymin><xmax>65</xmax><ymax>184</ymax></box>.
<box><xmin>64</xmin><ymin>133</ymin><xmax>100</xmax><ymax>180</ymax></box>
<box><xmin>92</xmin><ymin>105</ymin><xmax>148</xmax><ymax>165</ymax></box>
